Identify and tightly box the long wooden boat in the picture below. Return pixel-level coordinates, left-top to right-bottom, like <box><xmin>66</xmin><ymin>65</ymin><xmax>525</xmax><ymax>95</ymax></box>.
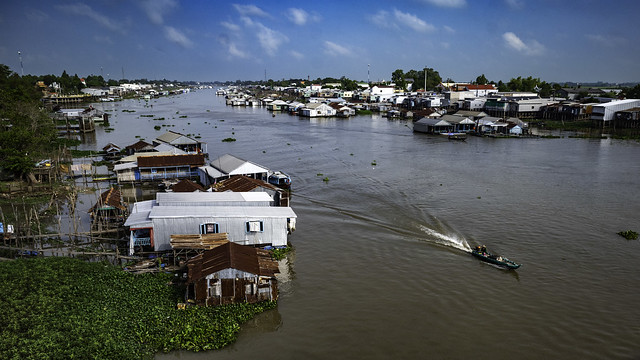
<box><xmin>471</xmin><ymin>246</ymin><xmax>521</xmax><ymax>269</ymax></box>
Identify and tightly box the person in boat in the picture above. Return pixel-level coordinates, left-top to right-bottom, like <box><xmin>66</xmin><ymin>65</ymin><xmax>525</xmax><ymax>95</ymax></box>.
<box><xmin>481</xmin><ymin>245</ymin><xmax>487</xmax><ymax>254</ymax></box>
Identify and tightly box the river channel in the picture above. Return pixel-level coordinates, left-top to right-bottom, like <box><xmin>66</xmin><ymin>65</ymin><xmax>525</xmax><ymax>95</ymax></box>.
<box><xmin>83</xmin><ymin>89</ymin><xmax>640</xmax><ymax>359</ymax></box>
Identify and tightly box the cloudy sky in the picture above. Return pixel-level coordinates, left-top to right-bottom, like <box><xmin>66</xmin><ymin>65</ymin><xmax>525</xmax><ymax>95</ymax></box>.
<box><xmin>0</xmin><ymin>0</ymin><xmax>638</xmax><ymax>84</ymax></box>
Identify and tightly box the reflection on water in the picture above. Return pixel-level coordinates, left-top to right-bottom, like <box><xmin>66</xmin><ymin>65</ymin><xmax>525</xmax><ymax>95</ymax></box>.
<box><xmin>86</xmin><ymin>90</ymin><xmax>640</xmax><ymax>360</ymax></box>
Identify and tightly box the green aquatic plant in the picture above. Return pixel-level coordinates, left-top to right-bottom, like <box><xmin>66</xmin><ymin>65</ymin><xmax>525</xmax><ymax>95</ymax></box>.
<box><xmin>0</xmin><ymin>257</ymin><xmax>276</xmax><ymax>359</ymax></box>
<box><xmin>617</xmin><ymin>230</ymin><xmax>638</xmax><ymax>240</ymax></box>
<box><xmin>222</xmin><ymin>137</ymin><xmax>236</xmax><ymax>142</ymax></box>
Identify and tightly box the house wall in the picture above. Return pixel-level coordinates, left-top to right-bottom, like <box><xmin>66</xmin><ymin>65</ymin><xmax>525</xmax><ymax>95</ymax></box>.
<box><xmin>192</xmin><ymin>270</ymin><xmax>277</xmax><ymax>306</ymax></box>
<box><xmin>152</xmin><ymin>216</ymin><xmax>290</xmax><ymax>251</ymax></box>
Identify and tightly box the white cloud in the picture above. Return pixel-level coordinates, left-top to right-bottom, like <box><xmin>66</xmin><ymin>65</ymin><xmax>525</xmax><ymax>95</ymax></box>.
<box><xmin>422</xmin><ymin>0</ymin><xmax>467</xmax><ymax>8</ymax></box>
<box><xmin>239</xmin><ymin>18</ymin><xmax>288</xmax><ymax>56</ymax></box>
<box><xmin>289</xmin><ymin>50</ymin><xmax>304</xmax><ymax>60</ymax></box>
<box><xmin>586</xmin><ymin>34</ymin><xmax>627</xmax><ymax>47</ymax></box>
<box><xmin>140</xmin><ymin>0</ymin><xmax>177</xmax><ymax>25</ymax></box>
<box><xmin>25</xmin><ymin>9</ymin><xmax>49</xmax><ymax>23</ymax></box>
<box><xmin>56</xmin><ymin>3</ymin><xmax>124</xmax><ymax>33</ymax></box>
<box><xmin>228</xmin><ymin>43</ymin><xmax>248</xmax><ymax>58</ymax></box>
<box><xmin>443</xmin><ymin>25</ymin><xmax>455</xmax><ymax>34</ymax></box>
<box><xmin>221</xmin><ymin>21</ymin><xmax>241</xmax><ymax>32</ymax></box>
<box><xmin>504</xmin><ymin>0</ymin><xmax>524</xmax><ymax>10</ymax></box>
<box><xmin>323</xmin><ymin>41</ymin><xmax>353</xmax><ymax>57</ymax></box>
<box><xmin>233</xmin><ymin>4</ymin><xmax>269</xmax><ymax>18</ymax></box>
<box><xmin>287</xmin><ymin>8</ymin><xmax>308</xmax><ymax>25</ymax></box>
<box><xmin>94</xmin><ymin>35</ymin><xmax>113</xmax><ymax>45</ymax></box>
<box><xmin>369</xmin><ymin>10</ymin><xmax>393</xmax><ymax>29</ymax></box>
<box><xmin>393</xmin><ymin>9</ymin><xmax>435</xmax><ymax>32</ymax></box>
<box><xmin>164</xmin><ymin>26</ymin><xmax>193</xmax><ymax>48</ymax></box>
<box><xmin>256</xmin><ymin>24</ymin><xmax>288</xmax><ymax>56</ymax></box>
<box><xmin>502</xmin><ymin>32</ymin><xmax>544</xmax><ymax>55</ymax></box>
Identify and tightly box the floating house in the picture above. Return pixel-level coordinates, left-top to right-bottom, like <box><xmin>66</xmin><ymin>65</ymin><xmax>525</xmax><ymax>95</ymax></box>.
<box><xmin>124</xmin><ymin>192</ymin><xmax>297</xmax><ymax>255</ymax></box>
<box><xmin>153</xmin><ymin>130</ymin><xmax>207</xmax><ymax>154</ymax></box>
<box><xmin>413</xmin><ymin>118</ymin><xmax>454</xmax><ymax>134</ymax></box>
<box><xmin>214</xmin><ymin>175</ymin><xmax>289</xmax><ymax>206</ymax></box>
<box><xmin>198</xmin><ymin>154</ymin><xmax>270</xmax><ymax>187</ymax></box>
<box><xmin>89</xmin><ymin>187</ymin><xmax>127</xmax><ymax>225</ymax></box>
<box><xmin>124</xmin><ymin>140</ymin><xmax>155</xmax><ymax>156</ymax></box>
<box><xmin>185</xmin><ymin>241</ymin><xmax>279</xmax><ymax>306</ymax></box>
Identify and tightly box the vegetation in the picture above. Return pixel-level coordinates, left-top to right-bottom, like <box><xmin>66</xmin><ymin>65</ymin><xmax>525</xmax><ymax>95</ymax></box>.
<box><xmin>0</xmin><ymin>65</ymin><xmax>61</xmax><ymax>181</ymax></box>
<box><xmin>222</xmin><ymin>137</ymin><xmax>236</xmax><ymax>142</ymax></box>
<box><xmin>0</xmin><ymin>257</ymin><xmax>277</xmax><ymax>359</ymax></box>
<box><xmin>617</xmin><ymin>230</ymin><xmax>638</xmax><ymax>240</ymax></box>
<box><xmin>270</xmin><ymin>246</ymin><xmax>292</xmax><ymax>260</ymax></box>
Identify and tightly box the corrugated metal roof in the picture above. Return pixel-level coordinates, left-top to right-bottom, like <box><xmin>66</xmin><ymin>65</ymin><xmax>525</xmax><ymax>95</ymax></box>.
<box><xmin>171</xmin><ymin>179</ymin><xmax>206</xmax><ymax>192</ymax></box>
<box><xmin>213</xmin><ymin>175</ymin><xmax>278</xmax><ymax>193</ymax></box>
<box><xmin>149</xmin><ymin>206</ymin><xmax>296</xmax><ymax>219</ymax></box>
<box><xmin>89</xmin><ymin>187</ymin><xmax>126</xmax><ymax>212</ymax></box>
<box><xmin>137</xmin><ymin>154</ymin><xmax>205</xmax><ymax>167</ymax></box>
<box><xmin>187</xmin><ymin>242</ymin><xmax>279</xmax><ymax>282</ymax></box>
<box><xmin>156</xmin><ymin>191</ymin><xmax>272</xmax><ymax>205</ymax></box>
<box><xmin>155</xmin><ymin>131</ymin><xmax>183</xmax><ymax>143</ymax></box>
<box><xmin>153</xmin><ymin>143</ymin><xmax>187</xmax><ymax>154</ymax></box>
<box><xmin>124</xmin><ymin>200</ymin><xmax>155</xmax><ymax>227</ymax></box>
<box><xmin>209</xmin><ymin>154</ymin><xmax>269</xmax><ymax>174</ymax></box>
<box><xmin>114</xmin><ymin>162</ymin><xmax>137</xmax><ymax>171</ymax></box>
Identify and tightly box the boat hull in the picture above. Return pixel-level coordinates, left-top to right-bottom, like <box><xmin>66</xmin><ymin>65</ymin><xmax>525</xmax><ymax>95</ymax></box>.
<box><xmin>471</xmin><ymin>250</ymin><xmax>521</xmax><ymax>269</ymax></box>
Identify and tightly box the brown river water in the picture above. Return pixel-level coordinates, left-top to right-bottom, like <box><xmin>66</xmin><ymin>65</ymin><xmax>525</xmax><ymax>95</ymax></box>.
<box><xmin>78</xmin><ymin>89</ymin><xmax>640</xmax><ymax>359</ymax></box>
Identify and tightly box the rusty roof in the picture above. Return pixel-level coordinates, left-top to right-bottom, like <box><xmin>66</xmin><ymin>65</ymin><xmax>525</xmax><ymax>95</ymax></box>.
<box><xmin>89</xmin><ymin>187</ymin><xmax>126</xmax><ymax>213</ymax></box>
<box><xmin>137</xmin><ymin>154</ymin><xmax>205</xmax><ymax>168</ymax></box>
<box><xmin>171</xmin><ymin>179</ymin><xmax>206</xmax><ymax>192</ymax></box>
<box><xmin>125</xmin><ymin>140</ymin><xmax>153</xmax><ymax>151</ymax></box>
<box><xmin>187</xmin><ymin>242</ymin><xmax>279</xmax><ymax>282</ymax></box>
<box><xmin>213</xmin><ymin>175</ymin><xmax>278</xmax><ymax>193</ymax></box>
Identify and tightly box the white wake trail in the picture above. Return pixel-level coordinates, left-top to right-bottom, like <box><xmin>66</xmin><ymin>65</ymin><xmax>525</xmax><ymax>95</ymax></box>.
<box><xmin>419</xmin><ymin>225</ymin><xmax>472</xmax><ymax>253</ymax></box>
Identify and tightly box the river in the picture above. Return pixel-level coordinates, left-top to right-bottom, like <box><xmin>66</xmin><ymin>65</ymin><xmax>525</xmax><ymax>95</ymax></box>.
<box><xmin>84</xmin><ymin>89</ymin><xmax>640</xmax><ymax>359</ymax></box>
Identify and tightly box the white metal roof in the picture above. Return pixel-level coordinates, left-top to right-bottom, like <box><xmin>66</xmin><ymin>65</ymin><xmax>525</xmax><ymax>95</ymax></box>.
<box><xmin>156</xmin><ymin>191</ymin><xmax>272</xmax><ymax>205</ymax></box>
<box><xmin>149</xmin><ymin>206</ymin><xmax>297</xmax><ymax>219</ymax></box>
<box><xmin>124</xmin><ymin>200</ymin><xmax>156</xmax><ymax>227</ymax></box>
<box><xmin>209</xmin><ymin>154</ymin><xmax>269</xmax><ymax>175</ymax></box>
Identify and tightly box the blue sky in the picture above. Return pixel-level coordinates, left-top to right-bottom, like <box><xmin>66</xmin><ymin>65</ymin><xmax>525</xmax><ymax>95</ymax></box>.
<box><xmin>1</xmin><ymin>0</ymin><xmax>638</xmax><ymax>84</ymax></box>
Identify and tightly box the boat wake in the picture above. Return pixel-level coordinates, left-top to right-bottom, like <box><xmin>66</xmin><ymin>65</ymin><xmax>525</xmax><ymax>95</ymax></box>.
<box><xmin>418</xmin><ymin>224</ymin><xmax>472</xmax><ymax>253</ymax></box>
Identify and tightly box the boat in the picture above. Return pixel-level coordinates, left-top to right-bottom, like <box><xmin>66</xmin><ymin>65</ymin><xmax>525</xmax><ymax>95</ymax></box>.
<box><xmin>442</xmin><ymin>132</ymin><xmax>467</xmax><ymax>141</ymax></box>
<box><xmin>471</xmin><ymin>246</ymin><xmax>521</xmax><ymax>269</ymax></box>
<box><xmin>268</xmin><ymin>171</ymin><xmax>291</xmax><ymax>189</ymax></box>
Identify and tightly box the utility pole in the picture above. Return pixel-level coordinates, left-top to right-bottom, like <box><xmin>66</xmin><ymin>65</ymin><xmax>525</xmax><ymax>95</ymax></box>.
<box><xmin>17</xmin><ymin>51</ymin><xmax>24</xmax><ymax>76</ymax></box>
<box><xmin>424</xmin><ymin>66</ymin><xmax>427</xmax><ymax>93</ymax></box>
<box><xmin>368</xmin><ymin>64</ymin><xmax>370</xmax><ymax>85</ymax></box>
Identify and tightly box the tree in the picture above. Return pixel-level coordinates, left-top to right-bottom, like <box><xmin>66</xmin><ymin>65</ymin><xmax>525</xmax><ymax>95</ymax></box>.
<box><xmin>475</xmin><ymin>74</ymin><xmax>488</xmax><ymax>85</ymax></box>
<box><xmin>0</xmin><ymin>64</ymin><xmax>58</xmax><ymax>181</ymax></box>
<box><xmin>623</xmin><ymin>84</ymin><xmax>640</xmax><ymax>99</ymax></box>
<box><xmin>391</xmin><ymin>69</ymin><xmax>406</xmax><ymax>90</ymax></box>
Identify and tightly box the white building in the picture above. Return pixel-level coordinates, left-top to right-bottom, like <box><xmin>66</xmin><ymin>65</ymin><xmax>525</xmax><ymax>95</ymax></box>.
<box><xmin>124</xmin><ymin>192</ymin><xmax>297</xmax><ymax>254</ymax></box>
<box><xmin>591</xmin><ymin>99</ymin><xmax>640</xmax><ymax>122</ymax></box>
<box><xmin>299</xmin><ymin>103</ymin><xmax>337</xmax><ymax>117</ymax></box>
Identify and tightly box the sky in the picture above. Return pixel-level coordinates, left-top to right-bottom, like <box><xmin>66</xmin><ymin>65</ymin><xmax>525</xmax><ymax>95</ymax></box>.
<box><xmin>1</xmin><ymin>0</ymin><xmax>639</xmax><ymax>84</ymax></box>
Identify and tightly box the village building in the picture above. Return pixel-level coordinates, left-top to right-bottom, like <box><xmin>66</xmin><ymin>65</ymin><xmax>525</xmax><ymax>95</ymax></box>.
<box><xmin>89</xmin><ymin>187</ymin><xmax>127</xmax><ymax>226</ymax></box>
<box><xmin>153</xmin><ymin>130</ymin><xmax>207</xmax><ymax>154</ymax></box>
<box><xmin>299</xmin><ymin>103</ymin><xmax>337</xmax><ymax>117</ymax></box>
<box><xmin>591</xmin><ymin>99</ymin><xmax>640</xmax><ymax>127</ymax></box>
<box><xmin>185</xmin><ymin>241</ymin><xmax>279</xmax><ymax>306</ymax></box>
<box><xmin>124</xmin><ymin>192</ymin><xmax>297</xmax><ymax>255</ymax></box>
<box><xmin>413</xmin><ymin>118</ymin><xmax>454</xmax><ymax>134</ymax></box>
<box><xmin>198</xmin><ymin>154</ymin><xmax>270</xmax><ymax>187</ymax></box>
<box><xmin>124</xmin><ymin>140</ymin><xmax>155</xmax><ymax>156</ymax></box>
<box><xmin>113</xmin><ymin>152</ymin><xmax>205</xmax><ymax>183</ymax></box>
<box><xmin>213</xmin><ymin>175</ymin><xmax>289</xmax><ymax>206</ymax></box>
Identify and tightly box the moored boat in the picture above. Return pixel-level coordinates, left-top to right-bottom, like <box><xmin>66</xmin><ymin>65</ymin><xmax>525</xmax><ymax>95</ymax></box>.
<box><xmin>471</xmin><ymin>245</ymin><xmax>521</xmax><ymax>269</ymax></box>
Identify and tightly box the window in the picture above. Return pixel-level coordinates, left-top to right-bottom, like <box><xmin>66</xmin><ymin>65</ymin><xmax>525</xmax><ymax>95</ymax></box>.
<box><xmin>200</xmin><ymin>223</ymin><xmax>219</xmax><ymax>234</ymax></box>
<box><xmin>245</xmin><ymin>220</ymin><xmax>264</xmax><ymax>233</ymax></box>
